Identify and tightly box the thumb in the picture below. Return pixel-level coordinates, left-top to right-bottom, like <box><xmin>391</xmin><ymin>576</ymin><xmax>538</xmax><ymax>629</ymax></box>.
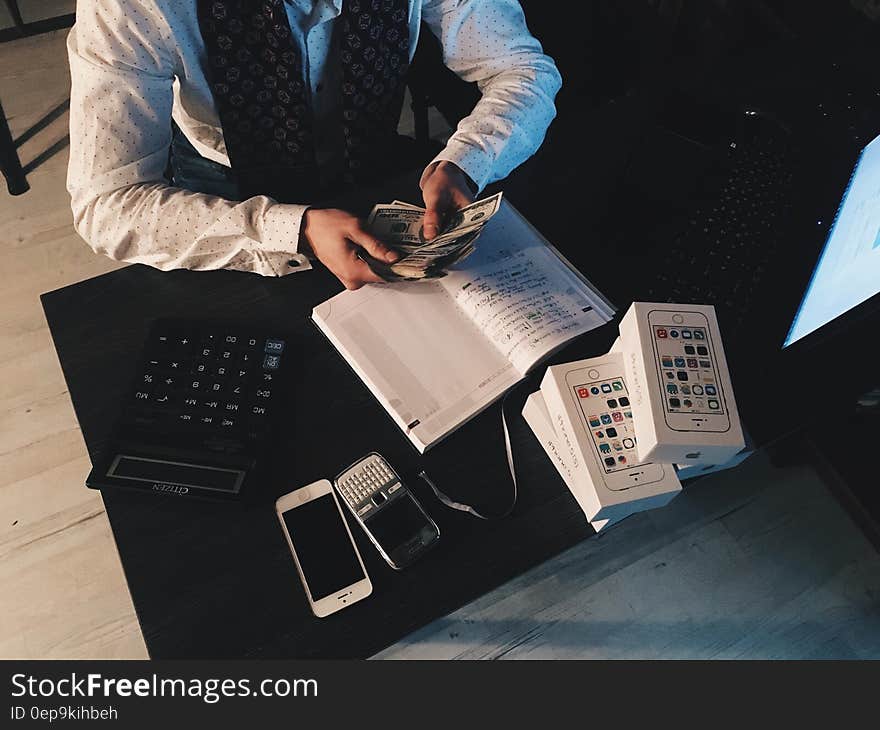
<box><xmin>348</xmin><ymin>224</ymin><xmax>399</xmax><ymax>263</ymax></box>
<box><xmin>422</xmin><ymin>204</ymin><xmax>443</xmax><ymax>241</ymax></box>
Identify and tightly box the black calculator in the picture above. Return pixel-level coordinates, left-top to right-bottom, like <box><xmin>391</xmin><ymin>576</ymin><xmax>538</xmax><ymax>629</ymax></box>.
<box><xmin>86</xmin><ymin>318</ymin><xmax>291</xmax><ymax>501</ymax></box>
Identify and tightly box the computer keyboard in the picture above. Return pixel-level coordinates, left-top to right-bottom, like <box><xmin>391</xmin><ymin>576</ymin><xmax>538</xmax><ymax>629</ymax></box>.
<box><xmin>87</xmin><ymin>318</ymin><xmax>291</xmax><ymax>501</ymax></box>
<box><xmin>647</xmin><ymin>115</ymin><xmax>795</xmax><ymax>334</ymax></box>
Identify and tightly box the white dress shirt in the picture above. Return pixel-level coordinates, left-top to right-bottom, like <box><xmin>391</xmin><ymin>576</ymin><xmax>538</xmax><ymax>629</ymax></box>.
<box><xmin>67</xmin><ymin>0</ymin><xmax>561</xmax><ymax>276</ymax></box>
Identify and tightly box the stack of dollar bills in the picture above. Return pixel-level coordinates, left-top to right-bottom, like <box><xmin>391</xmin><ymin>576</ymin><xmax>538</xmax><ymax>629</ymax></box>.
<box><xmin>361</xmin><ymin>192</ymin><xmax>503</xmax><ymax>281</ymax></box>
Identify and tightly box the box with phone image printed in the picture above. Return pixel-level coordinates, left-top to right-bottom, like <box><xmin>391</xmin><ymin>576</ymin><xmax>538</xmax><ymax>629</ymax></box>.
<box><xmin>539</xmin><ymin>353</ymin><xmax>681</xmax><ymax>523</ymax></box>
<box><xmin>617</xmin><ymin>302</ymin><xmax>745</xmax><ymax>464</ymax></box>
<box><xmin>522</xmin><ymin>391</ymin><xmax>619</xmax><ymax>532</ymax></box>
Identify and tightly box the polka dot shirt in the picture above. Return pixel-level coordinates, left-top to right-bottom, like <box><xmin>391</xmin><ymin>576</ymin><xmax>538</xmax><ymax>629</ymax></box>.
<box><xmin>66</xmin><ymin>0</ymin><xmax>561</xmax><ymax>276</ymax></box>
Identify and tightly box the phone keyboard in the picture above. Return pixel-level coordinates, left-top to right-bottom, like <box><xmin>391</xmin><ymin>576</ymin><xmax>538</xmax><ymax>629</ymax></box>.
<box><xmin>336</xmin><ymin>454</ymin><xmax>403</xmax><ymax>518</ymax></box>
<box><xmin>123</xmin><ymin>319</ymin><xmax>288</xmax><ymax>453</ymax></box>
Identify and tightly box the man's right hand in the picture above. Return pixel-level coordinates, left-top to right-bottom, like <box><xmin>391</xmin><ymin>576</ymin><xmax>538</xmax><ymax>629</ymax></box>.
<box><xmin>300</xmin><ymin>208</ymin><xmax>399</xmax><ymax>290</ymax></box>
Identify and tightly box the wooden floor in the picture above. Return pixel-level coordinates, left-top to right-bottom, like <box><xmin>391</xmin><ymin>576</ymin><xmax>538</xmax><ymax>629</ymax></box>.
<box><xmin>3</xmin><ymin>26</ymin><xmax>880</xmax><ymax>661</ymax></box>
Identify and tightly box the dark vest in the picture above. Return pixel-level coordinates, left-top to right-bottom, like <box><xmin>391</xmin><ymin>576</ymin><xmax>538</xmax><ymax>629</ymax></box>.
<box><xmin>197</xmin><ymin>0</ymin><xmax>410</xmax><ymax>201</ymax></box>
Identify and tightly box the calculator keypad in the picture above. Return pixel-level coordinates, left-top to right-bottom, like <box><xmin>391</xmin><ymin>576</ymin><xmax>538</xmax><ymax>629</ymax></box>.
<box><xmin>123</xmin><ymin>322</ymin><xmax>287</xmax><ymax>446</ymax></box>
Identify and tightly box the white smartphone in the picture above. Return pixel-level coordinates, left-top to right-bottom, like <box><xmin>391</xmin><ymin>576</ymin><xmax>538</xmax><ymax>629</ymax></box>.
<box><xmin>565</xmin><ymin>359</ymin><xmax>668</xmax><ymax>491</ymax></box>
<box><xmin>646</xmin><ymin>309</ymin><xmax>731</xmax><ymax>433</ymax></box>
<box><xmin>276</xmin><ymin>480</ymin><xmax>372</xmax><ymax>618</ymax></box>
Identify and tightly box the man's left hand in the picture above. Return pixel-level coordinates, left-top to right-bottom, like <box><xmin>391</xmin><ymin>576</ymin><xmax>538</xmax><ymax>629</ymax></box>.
<box><xmin>421</xmin><ymin>161</ymin><xmax>476</xmax><ymax>240</ymax></box>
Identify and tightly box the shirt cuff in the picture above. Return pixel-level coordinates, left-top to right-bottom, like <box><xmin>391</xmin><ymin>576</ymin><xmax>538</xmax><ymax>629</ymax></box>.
<box><xmin>260</xmin><ymin>202</ymin><xmax>313</xmax><ymax>275</ymax></box>
<box><xmin>420</xmin><ymin>138</ymin><xmax>494</xmax><ymax>195</ymax></box>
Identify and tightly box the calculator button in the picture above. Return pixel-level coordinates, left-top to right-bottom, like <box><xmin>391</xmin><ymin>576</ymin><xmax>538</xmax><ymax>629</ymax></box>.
<box><xmin>208</xmin><ymin>382</ymin><xmax>224</xmax><ymax>394</ymax></box>
<box><xmin>255</xmin><ymin>388</ymin><xmax>271</xmax><ymax>399</ymax></box>
<box><xmin>251</xmin><ymin>405</ymin><xmax>269</xmax><ymax>417</ymax></box>
<box><xmin>213</xmin><ymin>365</ymin><xmax>229</xmax><ymax>378</ymax></box>
<box><xmin>264</xmin><ymin>338</ymin><xmax>285</xmax><ymax>354</ymax></box>
<box><xmin>388</xmin><ymin>483</ymin><xmax>401</xmax><ymax>495</ymax></box>
<box><xmin>224</xmin><ymin>402</ymin><xmax>240</xmax><ymax>412</ymax></box>
<box><xmin>134</xmin><ymin>390</ymin><xmax>151</xmax><ymax>401</ymax></box>
<box><xmin>189</xmin><ymin>380</ymin><xmax>203</xmax><ymax>391</ymax></box>
<box><xmin>220</xmin><ymin>417</ymin><xmax>237</xmax><ymax>429</ymax></box>
<box><xmin>199</xmin><ymin>346</ymin><xmax>214</xmax><ymax>358</ymax></box>
<box><xmin>263</xmin><ymin>354</ymin><xmax>281</xmax><ymax>370</ymax></box>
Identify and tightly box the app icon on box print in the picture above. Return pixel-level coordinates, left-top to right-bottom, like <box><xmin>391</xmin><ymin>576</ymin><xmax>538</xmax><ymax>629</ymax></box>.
<box><xmin>612</xmin><ymin>412</ymin><xmax>624</xmax><ymax>422</ymax></box>
<box><xmin>670</xmin><ymin>329</ymin><xmax>680</xmax><ymax>338</ymax></box>
<box><xmin>708</xmin><ymin>399</ymin><xmax>720</xmax><ymax>409</ymax></box>
<box><xmin>601</xmin><ymin>414</ymin><xmax>612</xmax><ymax>425</ymax></box>
<box><xmin>605</xmin><ymin>457</ymin><xmax>616</xmax><ymax>467</ymax></box>
<box><xmin>693</xmin><ymin>329</ymin><xmax>705</xmax><ymax>340</ymax></box>
<box><xmin>577</xmin><ymin>387</ymin><xmax>590</xmax><ymax>398</ymax></box>
<box><xmin>619</xmin><ymin>396</ymin><xmax>630</xmax><ymax>406</ymax></box>
<box><xmin>589</xmin><ymin>416</ymin><xmax>601</xmax><ymax>427</ymax></box>
<box><xmin>606</xmin><ymin>399</ymin><xmax>617</xmax><ymax>408</ymax></box>
<box><xmin>606</xmin><ymin>427</ymin><xmax>618</xmax><ymax>438</ymax></box>
<box><xmin>617</xmin><ymin>455</ymin><xmax>627</xmax><ymax>464</ymax></box>
<box><xmin>601</xmin><ymin>384</ymin><xmax>612</xmax><ymax>393</ymax></box>
<box><xmin>622</xmin><ymin>438</ymin><xmax>635</xmax><ymax>449</ymax></box>
<box><xmin>590</xmin><ymin>386</ymin><xmax>600</xmax><ymax>395</ymax></box>
<box><xmin>681</xmin><ymin>329</ymin><xmax>692</xmax><ymax>339</ymax></box>
<box><xmin>600</xmin><ymin>443</ymin><xmax>611</xmax><ymax>454</ymax></box>
<box><xmin>705</xmin><ymin>385</ymin><xmax>717</xmax><ymax>396</ymax></box>
<box><xmin>656</xmin><ymin>328</ymin><xmax>668</xmax><ymax>338</ymax></box>
<box><xmin>612</xmin><ymin>381</ymin><xmax>623</xmax><ymax>391</ymax></box>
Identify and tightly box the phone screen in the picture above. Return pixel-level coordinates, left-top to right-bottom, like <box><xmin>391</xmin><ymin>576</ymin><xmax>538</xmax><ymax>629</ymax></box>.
<box><xmin>364</xmin><ymin>493</ymin><xmax>429</xmax><ymax>552</ymax></box>
<box><xmin>571</xmin><ymin>375</ymin><xmax>639</xmax><ymax>474</ymax></box>
<box><xmin>651</xmin><ymin>323</ymin><xmax>727</xmax><ymax>417</ymax></box>
<box><xmin>282</xmin><ymin>494</ymin><xmax>365</xmax><ymax>601</ymax></box>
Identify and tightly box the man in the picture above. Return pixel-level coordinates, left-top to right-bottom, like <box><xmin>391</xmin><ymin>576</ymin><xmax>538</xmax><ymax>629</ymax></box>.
<box><xmin>67</xmin><ymin>0</ymin><xmax>561</xmax><ymax>289</ymax></box>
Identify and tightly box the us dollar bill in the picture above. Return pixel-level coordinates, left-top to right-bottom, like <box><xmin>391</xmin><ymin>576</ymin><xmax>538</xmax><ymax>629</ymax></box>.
<box><xmin>363</xmin><ymin>192</ymin><xmax>503</xmax><ymax>281</ymax></box>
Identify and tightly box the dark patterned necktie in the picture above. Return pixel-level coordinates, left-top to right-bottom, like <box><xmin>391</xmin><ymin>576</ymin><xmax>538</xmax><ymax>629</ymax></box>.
<box><xmin>197</xmin><ymin>0</ymin><xmax>410</xmax><ymax>202</ymax></box>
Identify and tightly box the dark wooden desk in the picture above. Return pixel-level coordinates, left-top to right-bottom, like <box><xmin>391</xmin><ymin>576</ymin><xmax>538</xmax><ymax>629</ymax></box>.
<box><xmin>41</xmin><ymin>218</ymin><xmax>619</xmax><ymax>658</ymax></box>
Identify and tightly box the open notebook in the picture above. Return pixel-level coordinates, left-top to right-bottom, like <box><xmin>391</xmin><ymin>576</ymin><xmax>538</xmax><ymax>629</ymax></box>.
<box><xmin>312</xmin><ymin>200</ymin><xmax>615</xmax><ymax>452</ymax></box>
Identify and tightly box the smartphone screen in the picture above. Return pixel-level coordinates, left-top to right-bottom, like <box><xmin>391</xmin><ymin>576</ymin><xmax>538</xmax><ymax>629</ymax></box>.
<box><xmin>282</xmin><ymin>494</ymin><xmax>365</xmax><ymax>601</ymax></box>
<box><xmin>651</xmin><ymin>323</ymin><xmax>727</xmax><ymax>417</ymax></box>
<box><xmin>571</xmin><ymin>375</ymin><xmax>639</xmax><ymax>474</ymax></box>
<box><xmin>363</xmin><ymin>493</ymin><xmax>430</xmax><ymax>554</ymax></box>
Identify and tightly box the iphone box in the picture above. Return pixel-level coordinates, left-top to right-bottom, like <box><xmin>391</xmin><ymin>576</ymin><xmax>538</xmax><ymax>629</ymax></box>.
<box><xmin>617</xmin><ymin>302</ymin><xmax>745</xmax><ymax>464</ymax></box>
<box><xmin>522</xmin><ymin>391</ymin><xmax>618</xmax><ymax>532</ymax></box>
<box><xmin>539</xmin><ymin>353</ymin><xmax>681</xmax><ymax>523</ymax></box>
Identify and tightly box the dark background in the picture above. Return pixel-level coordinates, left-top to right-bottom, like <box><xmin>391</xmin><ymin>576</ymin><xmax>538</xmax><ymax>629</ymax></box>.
<box><xmin>41</xmin><ymin>1</ymin><xmax>880</xmax><ymax>658</ymax></box>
